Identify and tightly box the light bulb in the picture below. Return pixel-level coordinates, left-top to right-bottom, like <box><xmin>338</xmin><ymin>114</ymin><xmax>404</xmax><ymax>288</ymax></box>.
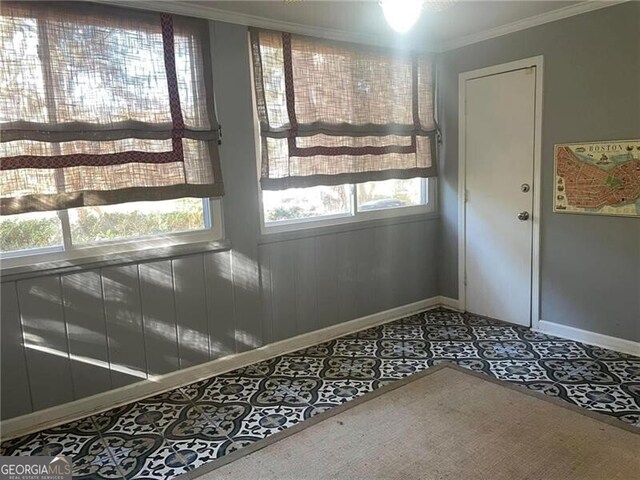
<box><xmin>380</xmin><ymin>0</ymin><xmax>424</xmax><ymax>33</ymax></box>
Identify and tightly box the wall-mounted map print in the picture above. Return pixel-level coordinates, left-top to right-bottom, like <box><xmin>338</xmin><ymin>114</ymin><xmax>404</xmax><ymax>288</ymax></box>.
<box><xmin>554</xmin><ymin>139</ymin><xmax>640</xmax><ymax>217</ymax></box>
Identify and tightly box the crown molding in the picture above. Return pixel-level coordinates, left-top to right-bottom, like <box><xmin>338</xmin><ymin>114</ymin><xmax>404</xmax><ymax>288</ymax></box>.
<box><xmin>437</xmin><ymin>0</ymin><xmax>629</xmax><ymax>52</ymax></box>
<box><xmin>98</xmin><ymin>0</ymin><xmax>627</xmax><ymax>53</ymax></box>
<box><xmin>97</xmin><ymin>0</ymin><xmax>412</xmax><ymax>50</ymax></box>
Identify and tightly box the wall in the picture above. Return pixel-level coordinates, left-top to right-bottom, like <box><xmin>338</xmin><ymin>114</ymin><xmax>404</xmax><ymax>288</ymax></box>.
<box><xmin>438</xmin><ymin>2</ymin><xmax>640</xmax><ymax>341</ymax></box>
<box><xmin>0</xmin><ymin>21</ymin><xmax>439</xmax><ymax>421</ymax></box>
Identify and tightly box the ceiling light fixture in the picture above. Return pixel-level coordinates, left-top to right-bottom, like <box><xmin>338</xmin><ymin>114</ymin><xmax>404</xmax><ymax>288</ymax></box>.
<box><xmin>380</xmin><ymin>0</ymin><xmax>457</xmax><ymax>33</ymax></box>
<box><xmin>380</xmin><ymin>0</ymin><xmax>424</xmax><ymax>33</ymax></box>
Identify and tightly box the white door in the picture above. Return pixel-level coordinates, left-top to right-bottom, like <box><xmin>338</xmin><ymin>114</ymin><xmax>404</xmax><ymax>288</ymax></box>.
<box><xmin>464</xmin><ymin>67</ymin><xmax>537</xmax><ymax>326</ymax></box>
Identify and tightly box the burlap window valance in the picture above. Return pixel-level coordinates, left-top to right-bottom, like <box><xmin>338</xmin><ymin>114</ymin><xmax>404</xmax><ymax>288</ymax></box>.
<box><xmin>0</xmin><ymin>1</ymin><xmax>224</xmax><ymax>215</ymax></box>
<box><xmin>250</xmin><ymin>28</ymin><xmax>438</xmax><ymax>190</ymax></box>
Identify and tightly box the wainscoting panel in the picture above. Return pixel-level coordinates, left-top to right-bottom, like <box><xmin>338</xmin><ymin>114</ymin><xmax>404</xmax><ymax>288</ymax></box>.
<box><xmin>16</xmin><ymin>276</ymin><xmax>74</xmax><ymax>411</ymax></box>
<box><xmin>0</xmin><ymin>282</ymin><xmax>31</xmax><ymax>419</ymax></box>
<box><xmin>60</xmin><ymin>270</ymin><xmax>111</xmax><ymax>399</ymax></box>
<box><xmin>173</xmin><ymin>254</ymin><xmax>210</xmax><ymax>369</ymax></box>
<box><xmin>138</xmin><ymin>260</ymin><xmax>180</xmax><ymax>376</ymax></box>
<box><xmin>0</xmin><ymin>218</ymin><xmax>439</xmax><ymax>421</ymax></box>
<box><xmin>258</xmin><ymin>219</ymin><xmax>439</xmax><ymax>346</ymax></box>
<box><xmin>314</xmin><ymin>233</ymin><xmax>340</xmax><ymax>330</ymax></box>
<box><xmin>203</xmin><ymin>250</ymin><xmax>237</xmax><ymax>360</ymax></box>
<box><xmin>101</xmin><ymin>264</ymin><xmax>147</xmax><ymax>388</ymax></box>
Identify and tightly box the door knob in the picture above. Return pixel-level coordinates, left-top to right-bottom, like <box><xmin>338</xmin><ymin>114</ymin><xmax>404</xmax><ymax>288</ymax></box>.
<box><xmin>518</xmin><ymin>211</ymin><xmax>530</xmax><ymax>221</ymax></box>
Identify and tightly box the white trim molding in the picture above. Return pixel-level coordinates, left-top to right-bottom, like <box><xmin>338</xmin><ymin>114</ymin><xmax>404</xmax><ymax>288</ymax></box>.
<box><xmin>436</xmin><ymin>296</ymin><xmax>463</xmax><ymax>311</ymax></box>
<box><xmin>536</xmin><ymin>320</ymin><xmax>640</xmax><ymax>357</ymax></box>
<box><xmin>1</xmin><ymin>296</ymin><xmax>448</xmax><ymax>441</ymax></box>
<box><xmin>458</xmin><ymin>56</ymin><xmax>544</xmax><ymax>329</ymax></box>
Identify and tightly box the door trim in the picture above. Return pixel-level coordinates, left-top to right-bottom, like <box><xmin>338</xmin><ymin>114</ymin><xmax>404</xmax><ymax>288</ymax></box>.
<box><xmin>457</xmin><ymin>56</ymin><xmax>543</xmax><ymax>329</ymax></box>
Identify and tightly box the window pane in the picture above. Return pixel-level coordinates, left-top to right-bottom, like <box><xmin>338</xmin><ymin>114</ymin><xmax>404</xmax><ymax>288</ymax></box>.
<box><xmin>0</xmin><ymin>211</ymin><xmax>63</xmax><ymax>253</ymax></box>
<box><xmin>263</xmin><ymin>185</ymin><xmax>351</xmax><ymax>223</ymax></box>
<box><xmin>69</xmin><ymin>198</ymin><xmax>206</xmax><ymax>245</ymax></box>
<box><xmin>357</xmin><ymin>178</ymin><xmax>424</xmax><ymax>211</ymax></box>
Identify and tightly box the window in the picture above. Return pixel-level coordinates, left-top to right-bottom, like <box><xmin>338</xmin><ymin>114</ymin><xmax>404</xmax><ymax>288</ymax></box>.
<box><xmin>67</xmin><ymin>199</ymin><xmax>209</xmax><ymax>246</ymax></box>
<box><xmin>251</xmin><ymin>29</ymin><xmax>438</xmax><ymax>231</ymax></box>
<box><xmin>263</xmin><ymin>184</ymin><xmax>352</xmax><ymax>223</ymax></box>
<box><xmin>0</xmin><ymin>198</ymin><xmax>222</xmax><ymax>265</ymax></box>
<box><xmin>262</xmin><ymin>178</ymin><xmax>433</xmax><ymax>229</ymax></box>
<box><xmin>357</xmin><ymin>178</ymin><xmax>426</xmax><ymax>211</ymax></box>
<box><xmin>0</xmin><ymin>2</ymin><xmax>224</xmax><ymax>267</ymax></box>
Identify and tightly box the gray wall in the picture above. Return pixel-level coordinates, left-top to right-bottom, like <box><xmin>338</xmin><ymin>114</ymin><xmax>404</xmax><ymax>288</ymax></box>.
<box><xmin>438</xmin><ymin>2</ymin><xmax>640</xmax><ymax>341</ymax></box>
<box><xmin>0</xmin><ymin>21</ymin><xmax>439</xmax><ymax>421</ymax></box>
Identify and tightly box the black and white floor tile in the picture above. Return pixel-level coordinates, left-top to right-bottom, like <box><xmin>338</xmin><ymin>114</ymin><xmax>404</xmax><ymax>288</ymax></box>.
<box><xmin>2</xmin><ymin>308</ymin><xmax>639</xmax><ymax>479</ymax></box>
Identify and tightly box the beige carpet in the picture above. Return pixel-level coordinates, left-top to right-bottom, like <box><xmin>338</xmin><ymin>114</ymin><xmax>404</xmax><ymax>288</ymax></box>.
<box><xmin>183</xmin><ymin>365</ymin><xmax>639</xmax><ymax>480</ymax></box>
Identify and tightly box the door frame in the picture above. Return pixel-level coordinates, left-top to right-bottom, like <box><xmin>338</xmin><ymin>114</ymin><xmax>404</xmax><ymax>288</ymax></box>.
<box><xmin>457</xmin><ymin>56</ymin><xmax>544</xmax><ymax>329</ymax></box>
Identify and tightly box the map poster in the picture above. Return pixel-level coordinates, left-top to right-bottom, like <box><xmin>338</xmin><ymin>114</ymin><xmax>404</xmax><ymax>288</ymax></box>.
<box><xmin>554</xmin><ymin>139</ymin><xmax>640</xmax><ymax>218</ymax></box>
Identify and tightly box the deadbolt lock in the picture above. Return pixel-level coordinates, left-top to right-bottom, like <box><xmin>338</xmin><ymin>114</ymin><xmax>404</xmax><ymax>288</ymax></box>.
<box><xmin>518</xmin><ymin>211</ymin><xmax>530</xmax><ymax>221</ymax></box>
<box><xmin>521</xmin><ymin>183</ymin><xmax>530</xmax><ymax>193</ymax></box>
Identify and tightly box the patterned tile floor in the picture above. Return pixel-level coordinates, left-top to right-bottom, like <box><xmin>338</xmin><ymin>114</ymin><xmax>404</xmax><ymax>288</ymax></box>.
<box><xmin>2</xmin><ymin>308</ymin><xmax>639</xmax><ymax>479</ymax></box>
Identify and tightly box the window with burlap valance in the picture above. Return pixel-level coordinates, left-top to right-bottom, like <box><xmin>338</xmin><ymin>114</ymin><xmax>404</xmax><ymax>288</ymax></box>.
<box><xmin>250</xmin><ymin>28</ymin><xmax>438</xmax><ymax>191</ymax></box>
<box><xmin>0</xmin><ymin>1</ymin><xmax>224</xmax><ymax>215</ymax></box>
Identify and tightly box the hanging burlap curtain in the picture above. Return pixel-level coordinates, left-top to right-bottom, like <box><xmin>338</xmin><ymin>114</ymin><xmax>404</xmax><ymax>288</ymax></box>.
<box><xmin>0</xmin><ymin>1</ymin><xmax>224</xmax><ymax>215</ymax></box>
<box><xmin>250</xmin><ymin>28</ymin><xmax>438</xmax><ymax>190</ymax></box>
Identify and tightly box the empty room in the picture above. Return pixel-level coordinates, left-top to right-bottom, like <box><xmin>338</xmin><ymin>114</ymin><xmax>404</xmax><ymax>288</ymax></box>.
<box><xmin>0</xmin><ymin>0</ymin><xmax>638</xmax><ymax>479</ymax></box>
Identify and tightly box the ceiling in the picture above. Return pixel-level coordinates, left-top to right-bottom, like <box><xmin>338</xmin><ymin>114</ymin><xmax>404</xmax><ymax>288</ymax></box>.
<box><xmin>188</xmin><ymin>0</ymin><xmax>586</xmax><ymax>49</ymax></box>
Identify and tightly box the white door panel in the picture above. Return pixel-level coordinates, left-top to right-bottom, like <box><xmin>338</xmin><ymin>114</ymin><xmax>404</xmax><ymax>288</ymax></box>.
<box><xmin>464</xmin><ymin>68</ymin><xmax>536</xmax><ymax>326</ymax></box>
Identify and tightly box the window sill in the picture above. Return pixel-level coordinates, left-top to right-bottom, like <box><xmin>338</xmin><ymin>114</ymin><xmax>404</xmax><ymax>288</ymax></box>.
<box><xmin>0</xmin><ymin>237</ymin><xmax>232</xmax><ymax>282</ymax></box>
<box><xmin>258</xmin><ymin>210</ymin><xmax>440</xmax><ymax>245</ymax></box>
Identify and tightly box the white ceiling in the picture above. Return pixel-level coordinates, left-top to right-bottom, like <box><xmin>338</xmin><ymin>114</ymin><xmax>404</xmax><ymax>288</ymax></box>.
<box><xmin>109</xmin><ymin>0</ymin><xmax>623</xmax><ymax>51</ymax></box>
<box><xmin>192</xmin><ymin>0</ymin><xmax>584</xmax><ymax>49</ymax></box>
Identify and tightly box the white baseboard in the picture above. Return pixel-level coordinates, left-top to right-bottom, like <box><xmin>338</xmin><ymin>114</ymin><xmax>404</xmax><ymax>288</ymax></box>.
<box><xmin>535</xmin><ymin>320</ymin><xmax>640</xmax><ymax>357</ymax></box>
<box><xmin>436</xmin><ymin>296</ymin><xmax>462</xmax><ymax>311</ymax></box>
<box><xmin>1</xmin><ymin>296</ymin><xmax>444</xmax><ymax>441</ymax></box>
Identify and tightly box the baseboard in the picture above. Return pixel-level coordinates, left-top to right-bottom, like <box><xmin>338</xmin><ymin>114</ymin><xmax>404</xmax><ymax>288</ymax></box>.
<box><xmin>535</xmin><ymin>320</ymin><xmax>640</xmax><ymax>357</ymax></box>
<box><xmin>1</xmin><ymin>297</ymin><xmax>444</xmax><ymax>441</ymax></box>
<box><xmin>436</xmin><ymin>296</ymin><xmax>462</xmax><ymax>311</ymax></box>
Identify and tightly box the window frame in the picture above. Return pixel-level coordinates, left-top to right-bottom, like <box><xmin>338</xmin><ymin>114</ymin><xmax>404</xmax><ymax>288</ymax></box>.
<box><xmin>258</xmin><ymin>178</ymin><xmax>437</xmax><ymax>235</ymax></box>
<box><xmin>0</xmin><ymin>198</ymin><xmax>224</xmax><ymax>270</ymax></box>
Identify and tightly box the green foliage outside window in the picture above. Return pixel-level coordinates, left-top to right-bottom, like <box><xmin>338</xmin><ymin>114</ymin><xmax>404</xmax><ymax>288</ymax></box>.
<box><xmin>0</xmin><ymin>217</ymin><xmax>63</xmax><ymax>251</ymax></box>
<box><xmin>1</xmin><ymin>200</ymin><xmax>205</xmax><ymax>252</ymax></box>
<box><xmin>70</xmin><ymin>207</ymin><xmax>204</xmax><ymax>244</ymax></box>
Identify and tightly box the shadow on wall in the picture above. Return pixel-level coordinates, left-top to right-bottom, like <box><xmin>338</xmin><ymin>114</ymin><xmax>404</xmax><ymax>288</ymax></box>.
<box><xmin>13</xmin><ymin>247</ymin><xmax>268</xmax><ymax>409</ymax></box>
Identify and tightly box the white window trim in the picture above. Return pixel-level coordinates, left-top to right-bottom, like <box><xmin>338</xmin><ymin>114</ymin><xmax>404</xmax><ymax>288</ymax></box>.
<box><xmin>0</xmin><ymin>198</ymin><xmax>224</xmax><ymax>270</ymax></box>
<box><xmin>258</xmin><ymin>178</ymin><xmax>437</xmax><ymax>235</ymax></box>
